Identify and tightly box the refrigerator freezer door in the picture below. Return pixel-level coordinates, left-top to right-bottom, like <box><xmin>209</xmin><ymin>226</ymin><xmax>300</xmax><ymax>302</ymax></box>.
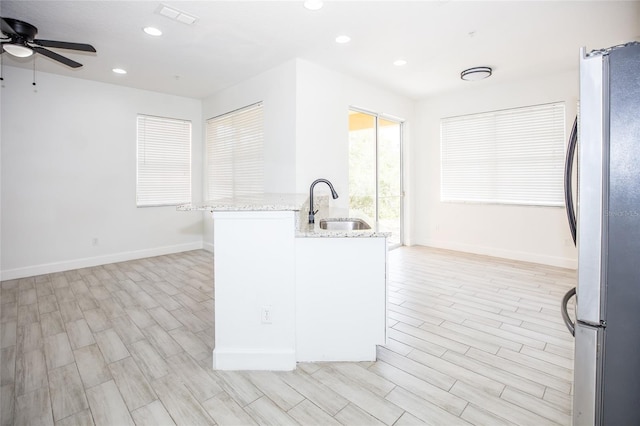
<box><xmin>577</xmin><ymin>49</ymin><xmax>606</xmax><ymax>326</ymax></box>
<box><xmin>600</xmin><ymin>42</ymin><xmax>640</xmax><ymax>426</ymax></box>
<box><xmin>573</xmin><ymin>322</ymin><xmax>602</xmax><ymax>426</ymax></box>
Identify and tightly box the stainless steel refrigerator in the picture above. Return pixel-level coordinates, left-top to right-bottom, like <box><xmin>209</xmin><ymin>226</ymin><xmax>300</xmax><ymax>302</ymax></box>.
<box><xmin>562</xmin><ymin>41</ymin><xmax>640</xmax><ymax>425</ymax></box>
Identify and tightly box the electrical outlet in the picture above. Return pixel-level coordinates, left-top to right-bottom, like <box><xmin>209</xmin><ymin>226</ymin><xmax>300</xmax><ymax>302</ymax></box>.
<box><xmin>261</xmin><ymin>306</ymin><xmax>273</xmax><ymax>324</ymax></box>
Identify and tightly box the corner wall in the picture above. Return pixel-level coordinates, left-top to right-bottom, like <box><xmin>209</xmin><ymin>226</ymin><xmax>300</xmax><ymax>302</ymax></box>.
<box><xmin>200</xmin><ymin>59</ymin><xmax>415</xmax><ymax>247</ymax></box>
<box><xmin>1</xmin><ymin>66</ymin><xmax>204</xmax><ymax>280</ymax></box>
<box><xmin>412</xmin><ymin>71</ymin><xmax>578</xmax><ymax>268</ymax></box>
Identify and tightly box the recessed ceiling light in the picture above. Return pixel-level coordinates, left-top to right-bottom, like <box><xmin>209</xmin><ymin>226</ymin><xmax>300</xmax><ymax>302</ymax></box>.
<box><xmin>335</xmin><ymin>35</ymin><xmax>351</xmax><ymax>44</ymax></box>
<box><xmin>112</xmin><ymin>68</ymin><xmax>127</xmax><ymax>75</ymax></box>
<box><xmin>143</xmin><ymin>27</ymin><xmax>162</xmax><ymax>36</ymax></box>
<box><xmin>461</xmin><ymin>66</ymin><xmax>492</xmax><ymax>81</ymax></box>
<box><xmin>304</xmin><ymin>0</ymin><xmax>324</xmax><ymax>10</ymax></box>
<box><xmin>393</xmin><ymin>59</ymin><xmax>407</xmax><ymax>67</ymax></box>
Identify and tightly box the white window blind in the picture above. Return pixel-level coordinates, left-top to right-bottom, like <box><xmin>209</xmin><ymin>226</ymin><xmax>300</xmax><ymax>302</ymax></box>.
<box><xmin>206</xmin><ymin>102</ymin><xmax>264</xmax><ymax>199</ymax></box>
<box><xmin>136</xmin><ymin>115</ymin><xmax>192</xmax><ymax>207</ymax></box>
<box><xmin>440</xmin><ymin>102</ymin><xmax>566</xmax><ymax>206</ymax></box>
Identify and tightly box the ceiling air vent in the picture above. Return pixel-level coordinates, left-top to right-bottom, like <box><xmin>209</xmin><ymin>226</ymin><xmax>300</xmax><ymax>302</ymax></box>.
<box><xmin>157</xmin><ymin>4</ymin><xmax>198</xmax><ymax>25</ymax></box>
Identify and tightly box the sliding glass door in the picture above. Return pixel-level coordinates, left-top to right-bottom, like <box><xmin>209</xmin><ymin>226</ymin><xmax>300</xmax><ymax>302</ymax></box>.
<box><xmin>348</xmin><ymin>109</ymin><xmax>403</xmax><ymax>247</ymax></box>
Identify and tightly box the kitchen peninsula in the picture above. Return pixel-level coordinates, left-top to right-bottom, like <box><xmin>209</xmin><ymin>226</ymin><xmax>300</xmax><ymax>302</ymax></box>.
<box><xmin>179</xmin><ymin>193</ymin><xmax>389</xmax><ymax>371</ymax></box>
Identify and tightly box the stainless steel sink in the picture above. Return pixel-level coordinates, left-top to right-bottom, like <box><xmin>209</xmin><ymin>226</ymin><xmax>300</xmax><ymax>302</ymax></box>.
<box><xmin>319</xmin><ymin>218</ymin><xmax>371</xmax><ymax>231</ymax></box>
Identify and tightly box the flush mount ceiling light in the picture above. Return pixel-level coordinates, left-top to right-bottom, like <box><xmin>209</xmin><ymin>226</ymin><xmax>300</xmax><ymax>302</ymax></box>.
<box><xmin>112</xmin><ymin>68</ymin><xmax>127</xmax><ymax>74</ymax></box>
<box><xmin>393</xmin><ymin>59</ymin><xmax>407</xmax><ymax>67</ymax></box>
<box><xmin>3</xmin><ymin>42</ymin><xmax>33</xmax><ymax>57</ymax></box>
<box><xmin>335</xmin><ymin>35</ymin><xmax>351</xmax><ymax>44</ymax></box>
<box><xmin>304</xmin><ymin>0</ymin><xmax>323</xmax><ymax>10</ymax></box>
<box><xmin>461</xmin><ymin>66</ymin><xmax>492</xmax><ymax>81</ymax></box>
<box><xmin>143</xmin><ymin>26</ymin><xmax>162</xmax><ymax>36</ymax></box>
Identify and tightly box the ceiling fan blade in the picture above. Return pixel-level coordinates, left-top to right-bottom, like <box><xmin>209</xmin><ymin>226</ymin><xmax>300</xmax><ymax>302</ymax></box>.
<box><xmin>34</xmin><ymin>39</ymin><xmax>96</xmax><ymax>52</ymax></box>
<box><xmin>32</xmin><ymin>46</ymin><xmax>82</xmax><ymax>68</ymax></box>
<box><xmin>1</xmin><ymin>17</ymin><xmax>18</xmax><ymax>36</ymax></box>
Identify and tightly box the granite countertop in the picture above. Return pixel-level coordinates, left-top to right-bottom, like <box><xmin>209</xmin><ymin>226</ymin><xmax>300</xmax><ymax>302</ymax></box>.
<box><xmin>177</xmin><ymin>193</ymin><xmax>308</xmax><ymax>212</ymax></box>
<box><xmin>178</xmin><ymin>193</ymin><xmax>389</xmax><ymax>238</ymax></box>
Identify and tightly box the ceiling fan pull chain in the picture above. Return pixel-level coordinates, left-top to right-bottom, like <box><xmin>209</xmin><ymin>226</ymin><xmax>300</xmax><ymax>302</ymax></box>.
<box><xmin>32</xmin><ymin>56</ymin><xmax>37</xmax><ymax>87</ymax></box>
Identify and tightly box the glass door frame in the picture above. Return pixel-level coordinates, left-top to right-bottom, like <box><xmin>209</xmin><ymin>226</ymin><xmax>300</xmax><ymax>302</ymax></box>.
<box><xmin>349</xmin><ymin>106</ymin><xmax>405</xmax><ymax>248</ymax></box>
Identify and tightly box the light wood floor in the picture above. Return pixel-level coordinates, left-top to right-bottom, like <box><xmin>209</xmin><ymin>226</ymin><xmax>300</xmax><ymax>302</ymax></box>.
<box><xmin>0</xmin><ymin>246</ymin><xmax>576</xmax><ymax>425</ymax></box>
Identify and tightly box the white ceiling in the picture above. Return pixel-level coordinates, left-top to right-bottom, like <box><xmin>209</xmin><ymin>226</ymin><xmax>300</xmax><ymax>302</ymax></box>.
<box><xmin>2</xmin><ymin>1</ymin><xmax>639</xmax><ymax>100</ymax></box>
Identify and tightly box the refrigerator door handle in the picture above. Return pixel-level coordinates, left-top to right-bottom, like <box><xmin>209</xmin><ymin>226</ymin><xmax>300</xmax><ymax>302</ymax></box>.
<box><xmin>564</xmin><ymin>116</ymin><xmax>578</xmax><ymax>246</ymax></box>
<box><xmin>561</xmin><ymin>287</ymin><xmax>577</xmax><ymax>336</ymax></box>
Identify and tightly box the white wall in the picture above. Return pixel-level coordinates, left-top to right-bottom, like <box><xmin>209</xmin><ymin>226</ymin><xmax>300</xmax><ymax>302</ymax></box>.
<box><xmin>412</xmin><ymin>71</ymin><xmax>578</xmax><ymax>268</ymax></box>
<box><xmin>1</xmin><ymin>66</ymin><xmax>204</xmax><ymax>280</ymax></box>
<box><xmin>0</xmin><ymin>57</ymin><xmax>580</xmax><ymax>279</ymax></box>
<box><xmin>294</xmin><ymin>59</ymin><xmax>415</xmax><ymax>236</ymax></box>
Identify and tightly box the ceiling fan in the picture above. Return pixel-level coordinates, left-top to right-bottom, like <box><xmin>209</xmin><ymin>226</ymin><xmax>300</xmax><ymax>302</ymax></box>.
<box><xmin>0</xmin><ymin>17</ymin><xmax>96</xmax><ymax>68</ymax></box>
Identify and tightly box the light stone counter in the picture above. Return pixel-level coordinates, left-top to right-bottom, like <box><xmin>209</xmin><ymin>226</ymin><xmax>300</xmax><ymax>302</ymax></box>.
<box><xmin>178</xmin><ymin>193</ymin><xmax>389</xmax><ymax>238</ymax></box>
<box><xmin>177</xmin><ymin>193</ymin><xmax>308</xmax><ymax>212</ymax></box>
<box><xmin>297</xmin><ymin>221</ymin><xmax>390</xmax><ymax>238</ymax></box>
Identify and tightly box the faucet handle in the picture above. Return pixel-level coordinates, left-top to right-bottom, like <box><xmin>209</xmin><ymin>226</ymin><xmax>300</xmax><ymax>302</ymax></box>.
<box><xmin>308</xmin><ymin>210</ymin><xmax>319</xmax><ymax>224</ymax></box>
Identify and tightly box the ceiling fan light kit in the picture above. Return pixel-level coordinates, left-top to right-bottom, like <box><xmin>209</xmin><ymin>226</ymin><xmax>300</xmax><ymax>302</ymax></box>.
<box><xmin>1</xmin><ymin>16</ymin><xmax>96</xmax><ymax>68</ymax></box>
<box><xmin>3</xmin><ymin>42</ymin><xmax>32</xmax><ymax>57</ymax></box>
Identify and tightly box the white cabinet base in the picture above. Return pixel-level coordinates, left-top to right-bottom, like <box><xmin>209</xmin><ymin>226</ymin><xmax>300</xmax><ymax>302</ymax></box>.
<box><xmin>210</xmin><ymin>209</ymin><xmax>387</xmax><ymax>370</ymax></box>
<box><xmin>295</xmin><ymin>237</ymin><xmax>387</xmax><ymax>362</ymax></box>
<box><xmin>212</xmin><ymin>211</ymin><xmax>296</xmax><ymax>371</ymax></box>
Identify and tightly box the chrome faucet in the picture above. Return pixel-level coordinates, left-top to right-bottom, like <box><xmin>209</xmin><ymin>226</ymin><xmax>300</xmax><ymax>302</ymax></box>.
<box><xmin>309</xmin><ymin>178</ymin><xmax>339</xmax><ymax>224</ymax></box>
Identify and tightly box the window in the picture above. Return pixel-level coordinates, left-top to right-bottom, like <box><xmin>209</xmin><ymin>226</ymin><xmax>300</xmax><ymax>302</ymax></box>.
<box><xmin>440</xmin><ymin>102</ymin><xmax>566</xmax><ymax>206</ymax></box>
<box><xmin>136</xmin><ymin>115</ymin><xmax>192</xmax><ymax>207</ymax></box>
<box><xmin>206</xmin><ymin>102</ymin><xmax>264</xmax><ymax>199</ymax></box>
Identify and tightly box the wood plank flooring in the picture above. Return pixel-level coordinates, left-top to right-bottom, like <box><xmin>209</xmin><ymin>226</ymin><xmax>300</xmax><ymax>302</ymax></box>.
<box><xmin>0</xmin><ymin>246</ymin><xmax>576</xmax><ymax>425</ymax></box>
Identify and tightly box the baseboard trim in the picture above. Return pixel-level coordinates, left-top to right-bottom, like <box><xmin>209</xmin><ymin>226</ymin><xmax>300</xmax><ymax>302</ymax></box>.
<box><xmin>212</xmin><ymin>348</ymin><xmax>296</xmax><ymax>371</ymax></box>
<box><xmin>415</xmin><ymin>239</ymin><xmax>577</xmax><ymax>269</ymax></box>
<box><xmin>203</xmin><ymin>241</ymin><xmax>214</xmax><ymax>253</ymax></box>
<box><xmin>1</xmin><ymin>241</ymin><xmax>204</xmax><ymax>281</ymax></box>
